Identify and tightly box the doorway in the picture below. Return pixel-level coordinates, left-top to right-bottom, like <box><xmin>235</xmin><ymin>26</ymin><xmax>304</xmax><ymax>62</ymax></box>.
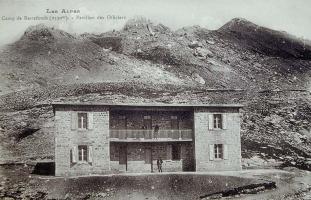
<box><xmin>119</xmin><ymin>144</ymin><xmax>127</xmax><ymax>171</ymax></box>
<box><xmin>145</xmin><ymin>148</ymin><xmax>153</xmax><ymax>172</ymax></box>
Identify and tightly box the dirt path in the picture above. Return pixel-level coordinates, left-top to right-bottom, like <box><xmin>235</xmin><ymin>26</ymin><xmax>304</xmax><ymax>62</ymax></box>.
<box><xmin>1</xmin><ymin>165</ymin><xmax>310</xmax><ymax>199</ymax></box>
<box><xmin>230</xmin><ymin>168</ymin><xmax>311</xmax><ymax>200</ymax></box>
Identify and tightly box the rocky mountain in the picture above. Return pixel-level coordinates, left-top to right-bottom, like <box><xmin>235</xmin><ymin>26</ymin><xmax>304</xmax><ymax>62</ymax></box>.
<box><xmin>0</xmin><ymin>17</ymin><xmax>310</xmax><ymax>169</ymax></box>
<box><xmin>83</xmin><ymin>17</ymin><xmax>311</xmax><ymax>90</ymax></box>
<box><xmin>0</xmin><ymin>23</ymin><xmax>191</xmax><ymax>96</ymax></box>
<box><xmin>218</xmin><ymin>18</ymin><xmax>311</xmax><ymax>59</ymax></box>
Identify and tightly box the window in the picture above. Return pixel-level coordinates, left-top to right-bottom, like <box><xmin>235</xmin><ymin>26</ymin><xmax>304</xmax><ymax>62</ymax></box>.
<box><xmin>172</xmin><ymin>144</ymin><xmax>181</xmax><ymax>160</ymax></box>
<box><xmin>71</xmin><ymin>145</ymin><xmax>92</xmax><ymax>164</ymax></box>
<box><xmin>78</xmin><ymin>113</ymin><xmax>88</xmax><ymax>129</ymax></box>
<box><xmin>214</xmin><ymin>144</ymin><xmax>223</xmax><ymax>159</ymax></box>
<box><xmin>78</xmin><ymin>145</ymin><xmax>88</xmax><ymax>161</ymax></box>
<box><xmin>213</xmin><ymin>114</ymin><xmax>222</xmax><ymax>129</ymax></box>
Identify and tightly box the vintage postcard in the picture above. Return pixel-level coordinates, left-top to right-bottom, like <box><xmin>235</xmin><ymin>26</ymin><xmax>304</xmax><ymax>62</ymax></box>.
<box><xmin>0</xmin><ymin>0</ymin><xmax>310</xmax><ymax>199</ymax></box>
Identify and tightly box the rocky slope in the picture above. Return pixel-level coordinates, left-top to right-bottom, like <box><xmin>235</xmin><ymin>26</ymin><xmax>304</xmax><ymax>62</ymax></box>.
<box><xmin>0</xmin><ymin>17</ymin><xmax>310</xmax><ymax>169</ymax></box>
<box><xmin>0</xmin><ymin>23</ymin><xmax>192</xmax><ymax>96</ymax></box>
<box><xmin>84</xmin><ymin>17</ymin><xmax>311</xmax><ymax>90</ymax></box>
<box><xmin>218</xmin><ymin>18</ymin><xmax>311</xmax><ymax>59</ymax></box>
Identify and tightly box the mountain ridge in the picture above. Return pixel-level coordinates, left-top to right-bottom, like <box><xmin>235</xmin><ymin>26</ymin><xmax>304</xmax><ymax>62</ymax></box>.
<box><xmin>217</xmin><ymin>18</ymin><xmax>311</xmax><ymax>59</ymax></box>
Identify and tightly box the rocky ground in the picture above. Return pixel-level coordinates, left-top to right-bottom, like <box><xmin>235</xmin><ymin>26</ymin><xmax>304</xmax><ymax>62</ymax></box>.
<box><xmin>234</xmin><ymin>168</ymin><xmax>311</xmax><ymax>200</ymax></box>
<box><xmin>0</xmin><ymin>164</ymin><xmax>310</xmax><ymax>200</ymax></box>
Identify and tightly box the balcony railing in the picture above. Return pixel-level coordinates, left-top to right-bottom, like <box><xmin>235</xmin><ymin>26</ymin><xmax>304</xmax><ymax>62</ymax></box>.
<box><xmin>110</xmin><ymin>129</ymin><xmax>192</xmax><ymax>141</ymax></box>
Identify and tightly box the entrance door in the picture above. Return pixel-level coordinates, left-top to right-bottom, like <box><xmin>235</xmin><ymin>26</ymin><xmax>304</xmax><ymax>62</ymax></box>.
<box><xmin>145</xmin><ymin>148</ymin><xmax>153</xmax><ymax>172</ymax></box>
<box><xmin>119</xmin><ymin>145</ymin><xmax>127</xmax><ymax>171</ymax></box>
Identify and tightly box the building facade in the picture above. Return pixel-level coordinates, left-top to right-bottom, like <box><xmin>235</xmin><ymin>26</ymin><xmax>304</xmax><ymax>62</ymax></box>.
<box><xmin>53</xmin><ymin>103</ymin><xmax>242</xmax><ymax>176</ymax></box>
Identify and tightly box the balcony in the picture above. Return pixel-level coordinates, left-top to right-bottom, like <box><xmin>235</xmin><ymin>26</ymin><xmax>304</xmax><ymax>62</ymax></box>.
<box><xmin>109</xmin><ymin>129</ymin><xmax>193</xmax><ymax>142</ymax></box>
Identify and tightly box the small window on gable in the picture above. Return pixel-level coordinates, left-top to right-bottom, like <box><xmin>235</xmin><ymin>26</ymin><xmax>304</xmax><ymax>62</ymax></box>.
<box><xmin>214</xmin><ymin>144</ymin><xmax>223</xmax><ymax>159</ymax></box>
<box><xmin>213</xmin><ymin>114</ymin><xmax>222</xmax><ymax>129</ymax></box>
<box><xmin>78</xmin><ymin>113</ymin><xmax>88</xmax><ymax>129</ymax></box>
<box><xmin>78</xmin><ymin>145</ymin><xmax>88</xmax><ymax>162</ymax></box>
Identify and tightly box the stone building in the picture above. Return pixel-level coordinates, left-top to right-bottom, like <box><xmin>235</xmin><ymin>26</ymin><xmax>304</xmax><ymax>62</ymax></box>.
<box><xmin>53</xmin><ymin>103</ymin><xmax>242</xmax><ymax>176</ymax></box>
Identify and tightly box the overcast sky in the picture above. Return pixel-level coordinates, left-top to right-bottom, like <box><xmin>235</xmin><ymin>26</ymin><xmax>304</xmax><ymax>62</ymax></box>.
<box><xmin>0</xmin><ymin>0</ymin><xmax>310</xmax><ymax>45</ymax></box>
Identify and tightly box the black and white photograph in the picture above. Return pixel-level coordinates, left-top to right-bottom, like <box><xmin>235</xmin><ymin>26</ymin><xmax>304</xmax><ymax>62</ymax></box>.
<box><xmin>0</xmin><ymin>0</ymin><xmax>310</xmax><ymax>199</ymax></box>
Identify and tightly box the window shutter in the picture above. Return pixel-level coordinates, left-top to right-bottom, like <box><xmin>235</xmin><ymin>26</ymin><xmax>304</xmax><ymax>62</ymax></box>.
<box><xmin>208</xmin><ymin>114</ymin><xmax>214</xmax><ymax>130</ymax></box>
<box><xmin>88</xmin><ymin>146</ymin><xmax>93</xmax><ymax>163</ymax></box>
<box><xmin>222</xmin><ymin>114</ymin><xmax>227</xmax><ymax>129</ymax></box>
<box><xmin>223</xmin><ymin>144</ymin><xmax>228</xmax><ymax>160</ymax></box>
<box><xmin>88</xmin><ymin>112</ymin><xmax>94</xmax><ymax>130</ymax></box>
<box><xmin>209</xmin><ymin>144</ymin><xmax>214</xmax><ymax>160</ymax></box>
<box><xmin>72</xmin><ymin>146</ymin><xmax>77</xmax><ymax>163</ymax></box>
<box><xmin>71</xmin><ymin>112</ymin><xmax>77</xmax><ymax>130</ymax></box>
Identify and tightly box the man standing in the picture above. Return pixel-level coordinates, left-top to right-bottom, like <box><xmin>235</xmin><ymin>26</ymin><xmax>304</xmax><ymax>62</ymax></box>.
<box><xmin>157</xmin><ymin>157</ymin><xmax>163</xmax><ymax>172</ymax></box>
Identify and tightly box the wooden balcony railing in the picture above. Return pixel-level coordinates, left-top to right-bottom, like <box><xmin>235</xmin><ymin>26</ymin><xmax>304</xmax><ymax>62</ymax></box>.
<box><xmin>109</xmin><ymin>129</ymin><xmax>192</xmax><ymax>141</ymax></box>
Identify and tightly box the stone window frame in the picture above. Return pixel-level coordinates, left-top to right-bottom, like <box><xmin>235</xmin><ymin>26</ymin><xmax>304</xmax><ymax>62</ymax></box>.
<box><xmin>209</xmin><ymin>143</ymin><xmax>228</xmax><ymax>161</ymax></box>
<box><xmin>78</xmin><ymin>145</ymin><xmax>88</xmax><ymax>162</ymax></box>
<box><xmin>213</xmin><ymin>114</ymin><xmax>222</xmax><ymax>129</ymax></box>
<box><xmin>77</xmin><ymin>112</ymin><xmax>88</xmax><ymax>130</ymax></box>
<box><xmin>70</xmin><ymin>145</ymin><xmax>93</xmax><ymax>166</ymax></box>
<box><xmin>214</xmin><ymin>144</ymin><xmax>223</xmax><ymax>160</ymax></box>
<box><xmin>208</xmin><ymin>113</ymin><xmax>227</xmax><ymax>130</ymax></box>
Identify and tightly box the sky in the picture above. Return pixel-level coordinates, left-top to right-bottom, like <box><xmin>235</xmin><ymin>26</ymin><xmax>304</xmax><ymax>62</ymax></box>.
<box><xmin>0</xmin><ymin>0</ymin><xmax>311</xmax><ymax>45</ymax></box>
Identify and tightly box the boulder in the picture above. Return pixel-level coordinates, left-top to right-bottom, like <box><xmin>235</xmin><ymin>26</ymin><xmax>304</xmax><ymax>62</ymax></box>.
<box><xmin>188</xmin><ymin>41</ymin><xmax>203</xmax><ymax>48</ymax></box>
<box><xmin>206</xmin><ymin>39</ymin><xmax>215</xmax><ymax>45</ymax></box>
<box><xmin>192</xmin><ymin>73</ymin><xmax>205</xmax><ymax>84</ymax></box>
<box><xmin>194</xmin><ymin>47</ymin><xmax>213</xmax><ymax>58</ymax></box>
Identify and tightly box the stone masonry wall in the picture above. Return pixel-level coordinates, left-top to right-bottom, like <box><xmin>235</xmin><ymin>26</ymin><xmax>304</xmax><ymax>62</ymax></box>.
<box><xmin>194</xmin><ymin>107</ymin><xmax>242</xmax><ymax>171</ymax></box>
<box><xmin>54</xmin><ymin>105</ymin><xmax>110</xmax><ymax>176</ymax></box>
